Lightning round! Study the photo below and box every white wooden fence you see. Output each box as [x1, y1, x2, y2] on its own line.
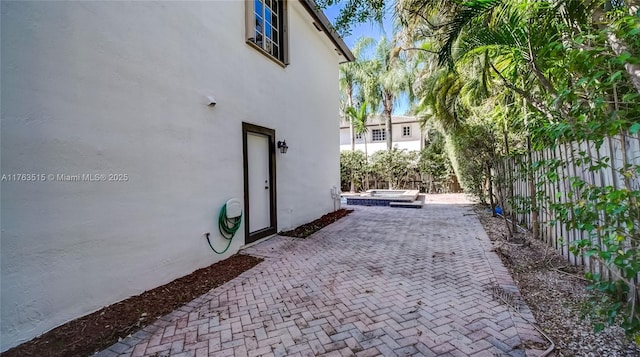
[498, 133, 640, 276]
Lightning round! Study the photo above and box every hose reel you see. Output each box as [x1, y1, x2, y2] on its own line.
[206, 199, 242, 254]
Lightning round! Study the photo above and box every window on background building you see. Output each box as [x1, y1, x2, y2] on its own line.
[247, 0, 287, 63]
[372, 129, 386, 142]
[355, 132, 362, 140]
[402, 125, 411, 137]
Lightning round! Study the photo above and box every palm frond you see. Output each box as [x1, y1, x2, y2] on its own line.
[438, 0, 504, 66]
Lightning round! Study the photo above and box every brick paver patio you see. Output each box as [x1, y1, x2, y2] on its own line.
[99, 195, 547, 356]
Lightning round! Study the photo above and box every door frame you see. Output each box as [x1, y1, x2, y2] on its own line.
[242, 122, 277, 244]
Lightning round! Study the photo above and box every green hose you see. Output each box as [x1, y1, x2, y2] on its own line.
[206, 203, 242, 254]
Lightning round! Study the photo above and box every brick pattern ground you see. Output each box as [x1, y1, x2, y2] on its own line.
[99, 197, 547, 356]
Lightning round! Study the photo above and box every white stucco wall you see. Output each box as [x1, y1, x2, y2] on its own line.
[0, 1, 341, 351]
[339, 141, 422, 154]
[392, 122, 421, 143]
[339, 120, 423, 155]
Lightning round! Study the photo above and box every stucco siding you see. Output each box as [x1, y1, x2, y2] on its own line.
[0, 1, 341, 351]
[339, 118, 423, 155]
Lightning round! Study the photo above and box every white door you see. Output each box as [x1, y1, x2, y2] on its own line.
[247, 132, 271, 233]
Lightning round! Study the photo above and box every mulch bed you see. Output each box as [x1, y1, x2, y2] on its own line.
[278, 208, 353, 238]
[474, 205, 640, 356]
[1, 254, 262, 357]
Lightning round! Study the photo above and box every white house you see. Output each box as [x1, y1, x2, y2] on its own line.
[339, 115, 425, 154]
[0, 0, 353, 351]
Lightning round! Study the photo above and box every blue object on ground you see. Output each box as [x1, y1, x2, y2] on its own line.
[494, 206, 503, 215]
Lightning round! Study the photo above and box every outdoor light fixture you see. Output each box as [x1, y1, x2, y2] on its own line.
[277, 140, 289, 154]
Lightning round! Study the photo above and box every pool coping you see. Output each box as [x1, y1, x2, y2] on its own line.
[344, 189, 419, 205]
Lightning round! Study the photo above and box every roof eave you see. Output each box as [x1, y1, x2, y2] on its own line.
[298, 0, 355, 63]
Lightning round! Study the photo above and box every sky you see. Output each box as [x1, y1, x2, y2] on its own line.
[322, 4, 411, 115]
[323, 4, 394, 49]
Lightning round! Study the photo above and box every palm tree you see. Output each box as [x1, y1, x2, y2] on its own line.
[340, 39, 376, 192]
[346, 102, 371, 189]
[339, 38, 376, 154]
[359, 36, 414, 151]
[340, 62, 357, 151]
[401, 0, 640, 236]
[399, 0, 640, 120]
[340, 63, 358, 152]
[346, 102, 370, 158]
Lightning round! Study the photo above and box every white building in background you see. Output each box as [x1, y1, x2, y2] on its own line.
[0, 0, 352, 351]
[339, 115, 425, 154]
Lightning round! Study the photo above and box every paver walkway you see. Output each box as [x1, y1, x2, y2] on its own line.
[100, 195, 547, 356]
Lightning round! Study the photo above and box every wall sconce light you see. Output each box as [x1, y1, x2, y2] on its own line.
[277, 140, 289, 154]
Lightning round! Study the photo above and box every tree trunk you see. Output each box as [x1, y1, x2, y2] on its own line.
[487, 163, 496, 215]
[364, 137, 369, 190]
[489, 62, 557, 121]
[497, 160, 513, 240]
[503, 125, 516, 234]
[347, 85, 355, 193]
[596, 1, 640, 94]
[349, 122, 355, 150]
[347, 86, 355, 151]
[606, 32, 640, 95]
[527, 135, 539, 239]
[384, 91, 394, 151]
[382, 92, 394, 189]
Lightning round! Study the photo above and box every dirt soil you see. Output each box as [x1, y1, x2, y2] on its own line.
[1, 254, 262, 357]
[474, 205, 640, 356]
[279, 208, 353, 238]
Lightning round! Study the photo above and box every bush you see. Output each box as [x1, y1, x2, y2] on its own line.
[340, 150, 366, 192]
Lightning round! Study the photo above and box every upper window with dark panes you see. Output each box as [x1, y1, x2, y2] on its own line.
[372, 129, 386, 142]
[252, 0, 285, 62]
